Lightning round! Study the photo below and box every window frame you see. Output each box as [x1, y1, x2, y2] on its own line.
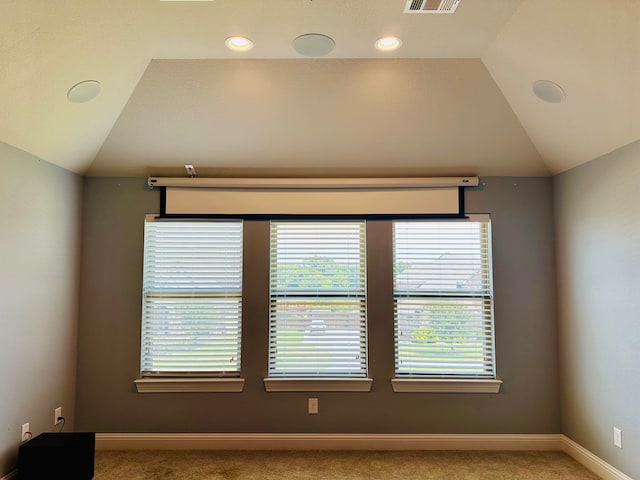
[391, 214, 501, 393]
[135, 215, 245, 393]
[264, 220, 373, 392]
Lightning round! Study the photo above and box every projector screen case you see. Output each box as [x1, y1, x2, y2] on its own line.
[149, 176, 477, 218]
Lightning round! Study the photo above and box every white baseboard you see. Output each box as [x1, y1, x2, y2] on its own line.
[96, 432, 562, 451]
[561, 435, 633, 480]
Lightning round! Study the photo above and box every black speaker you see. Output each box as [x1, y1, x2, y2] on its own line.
[18, 432, 95, 480]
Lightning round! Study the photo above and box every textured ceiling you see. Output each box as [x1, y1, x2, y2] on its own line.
[90, 58, 545, 176]
[483, 0, 640, 174]
[0, 0, 638, 177]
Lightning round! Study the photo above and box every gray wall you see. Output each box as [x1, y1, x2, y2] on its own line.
[0, 144, 83, 477]
[75, 176, 559, 435]
[554, 140, 640, 479]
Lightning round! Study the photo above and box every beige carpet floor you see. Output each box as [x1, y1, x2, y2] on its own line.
[94, 450, 600, 479]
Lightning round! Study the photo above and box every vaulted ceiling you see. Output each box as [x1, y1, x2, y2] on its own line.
[1, 0, 638, 177]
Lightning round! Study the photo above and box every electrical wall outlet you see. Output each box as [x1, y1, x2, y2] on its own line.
[308, 398, 318, 414]
[21, 423, 30, 442]
[613, 427, 622, 449]
[54, 406, 63, 425]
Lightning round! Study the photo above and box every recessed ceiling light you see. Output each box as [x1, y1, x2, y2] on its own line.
[292, 33, 335, 57]
[67, 80, 102, 103]
[532, 80, 566, 103]
[225, 36, 254, 52]
[374, 36, 402, 52]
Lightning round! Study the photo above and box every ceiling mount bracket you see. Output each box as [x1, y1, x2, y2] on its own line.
[185, 164, 197, 178]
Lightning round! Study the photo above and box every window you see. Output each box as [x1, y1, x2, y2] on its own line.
[140, 218, 243, 378]
[268, 221, 367, 378]
[393, 217, 495, 379]
[136, 213, 498, 394]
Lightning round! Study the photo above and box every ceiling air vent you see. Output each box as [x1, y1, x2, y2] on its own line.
[404, 0, 461, 14]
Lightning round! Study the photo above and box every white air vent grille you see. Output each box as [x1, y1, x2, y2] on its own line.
[405, 0, 461, 13]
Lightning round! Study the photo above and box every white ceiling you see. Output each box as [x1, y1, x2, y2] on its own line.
[1, 0, 638, 177]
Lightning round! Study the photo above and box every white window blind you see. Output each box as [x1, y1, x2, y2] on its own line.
[269, 222, 367, 377]
[141, 218, 243, 376]
[393, 218, 495, 377]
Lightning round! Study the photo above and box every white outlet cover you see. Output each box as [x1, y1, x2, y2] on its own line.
[613, 427, 622, 448]
[21, 423, 30, 441]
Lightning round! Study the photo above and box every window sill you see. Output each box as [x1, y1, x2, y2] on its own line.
[391, 378, 502, 393]
[134, 378, 245, 393]
[264, 377, 373, 392]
